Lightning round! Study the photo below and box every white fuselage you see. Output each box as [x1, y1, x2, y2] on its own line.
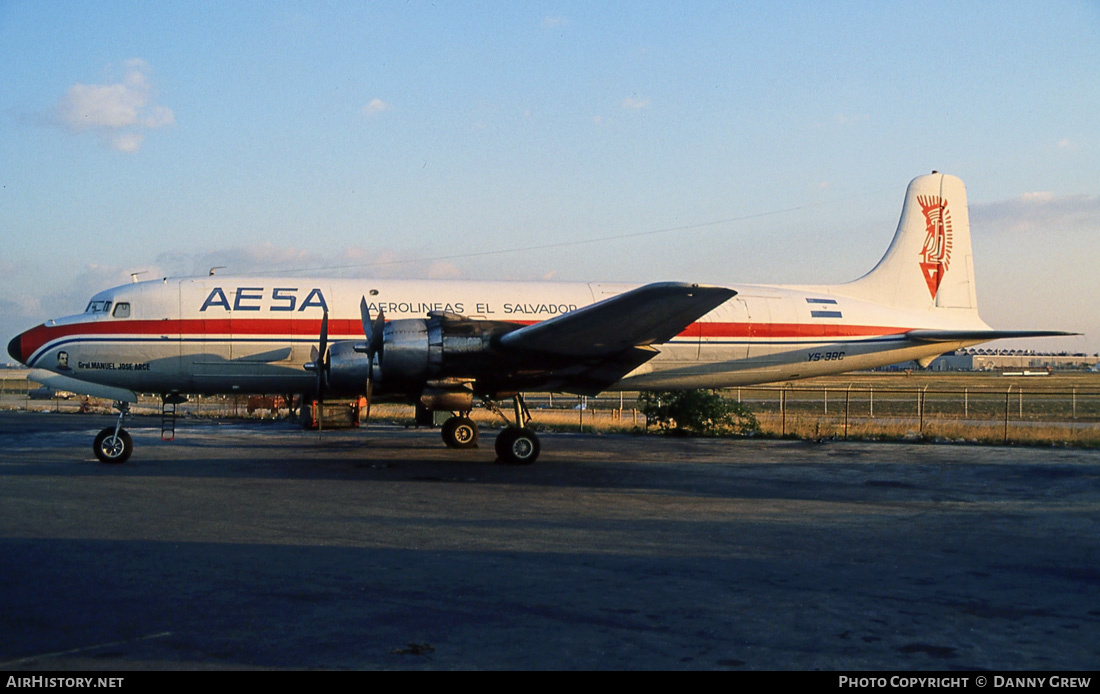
[16, 275, 984, 397]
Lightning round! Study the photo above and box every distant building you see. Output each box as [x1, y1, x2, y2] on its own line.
[924, 349, 1099, 372]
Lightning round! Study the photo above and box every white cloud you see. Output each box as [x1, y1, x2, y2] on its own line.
[833, 112, 869, 126]
[427, 262, 462, 280]
[154, 243, 473, 281]
[362, 98, 391, 117]
[110, 133, 145, 153]
[53, 59, 174, 152]
[969, 194, 1100, 354]
[1, 262, 153, 347]
[58, 83, 141, 130]
[621, 97, 651, 110]
[143, 105, 176, 129]
[1022, 191, 1055, 202]
[156, 243, 320, 277]
[971, 193, 1100, 235]
[542, 16, 567, 29]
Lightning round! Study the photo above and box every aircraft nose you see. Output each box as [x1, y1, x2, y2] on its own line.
[8, 333, 25, 364]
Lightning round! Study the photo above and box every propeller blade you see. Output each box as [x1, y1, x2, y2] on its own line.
[357, 297, 386, 387]
[365, 296, 378, 345]
[358, 298, 386, 355]
[314, 310, 330, 397]
[369, 308, 385, 355]
[357, 297, 387, 421]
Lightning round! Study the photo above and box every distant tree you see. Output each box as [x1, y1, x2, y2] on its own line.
[638, 390, 758, 436]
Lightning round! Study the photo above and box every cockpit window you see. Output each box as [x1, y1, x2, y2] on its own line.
[84, 300, 112, 314]
[112, 302, 131, 318]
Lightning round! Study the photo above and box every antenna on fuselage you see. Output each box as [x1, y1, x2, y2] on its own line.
[130, 271, 147, 283]
[209, 266, 226, 276]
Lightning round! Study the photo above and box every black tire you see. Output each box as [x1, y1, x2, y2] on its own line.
[441, 416, 479, 449]
[494, 427, 513, 458]
[495, 427, 540, 465]
[93, 427, 133, 464]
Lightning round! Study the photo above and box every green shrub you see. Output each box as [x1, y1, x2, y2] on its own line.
[638, 390, 758, 436]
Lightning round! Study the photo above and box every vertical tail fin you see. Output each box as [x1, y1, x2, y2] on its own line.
[842, 172, 978, 312]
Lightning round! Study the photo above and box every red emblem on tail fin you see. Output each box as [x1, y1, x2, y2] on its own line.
[917, 195, 952, 299]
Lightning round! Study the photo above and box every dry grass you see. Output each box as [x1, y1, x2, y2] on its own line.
[752, 413, 1100, 447]
[5, 370, 1099, 447]
[365, 402, 1100, 447]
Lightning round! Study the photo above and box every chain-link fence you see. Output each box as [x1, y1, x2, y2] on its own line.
[4, 373, 1099, 445]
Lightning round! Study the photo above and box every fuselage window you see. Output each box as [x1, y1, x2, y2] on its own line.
[85, 300, 112, 314]
[112, 302, 131, 318]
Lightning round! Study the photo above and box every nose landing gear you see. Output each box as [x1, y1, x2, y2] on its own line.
[93, 401, 133, 464]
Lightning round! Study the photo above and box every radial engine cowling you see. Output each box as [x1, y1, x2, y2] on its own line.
[325, 316, 496, 393]
[325, 341, 372, 393]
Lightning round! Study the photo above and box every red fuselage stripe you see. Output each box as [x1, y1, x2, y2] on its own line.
[19, 318, 913, 358]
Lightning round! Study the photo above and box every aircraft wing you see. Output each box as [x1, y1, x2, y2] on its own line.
[499, 282, 736, 357]
[906, 329, 1079, 343]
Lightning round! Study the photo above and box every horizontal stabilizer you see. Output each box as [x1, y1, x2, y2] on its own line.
[906, 329, 1079, 343]
[28, 369, 138, 403]
[500, 282, 736, 357]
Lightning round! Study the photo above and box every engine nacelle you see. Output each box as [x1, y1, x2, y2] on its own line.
[419, 389, 475, 412]
[381, 318, 494, 385]
[381, 318, 436, 383]
[324, 316, 496, 394]
[326, 341, 372, 390]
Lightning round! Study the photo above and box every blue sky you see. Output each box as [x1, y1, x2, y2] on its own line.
[2, 1, 1098, 355]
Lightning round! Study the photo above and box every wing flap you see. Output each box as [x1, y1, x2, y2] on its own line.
[499, 282, 736, 357]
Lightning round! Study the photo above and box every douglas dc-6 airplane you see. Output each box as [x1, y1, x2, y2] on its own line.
[7, 173, 1072, 464]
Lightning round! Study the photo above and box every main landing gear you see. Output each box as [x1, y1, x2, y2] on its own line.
[439, 395, 541, 464]
[493, 394, 540, 465]
[88, 395, 543, 466]
[495, 426, 540, 465]
[441, 415, 479, 449]
[93, 401, 133, 464]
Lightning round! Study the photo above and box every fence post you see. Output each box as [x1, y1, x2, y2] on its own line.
[824, 385, 828, 415]
[781, 387, 787, 436]
[1072, 387, 1077, 419]
[1003, 386, 1012, 443]
[869, 385, 874, 418]
[918, 387, 924, 434]
[844, 384, 851, 439]
[964, 387, 968, 418]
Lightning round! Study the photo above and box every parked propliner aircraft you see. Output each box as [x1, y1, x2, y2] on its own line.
[7, 173, 1073, 464]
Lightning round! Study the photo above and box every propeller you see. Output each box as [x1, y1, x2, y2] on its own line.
[304, 309, 331, 399]
[356, 297, 385, 421]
